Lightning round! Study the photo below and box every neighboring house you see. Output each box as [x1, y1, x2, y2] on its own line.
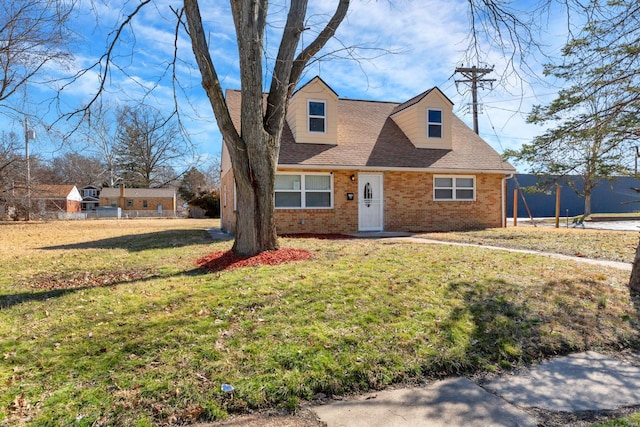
[32, 184, 83, 216]
[80, 185, 101, 211]
[99, 185, 177, 215]
[221, 76, 516, 235]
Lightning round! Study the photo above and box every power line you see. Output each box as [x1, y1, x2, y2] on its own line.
[484, 109, 505, 153]
[480, 92, 559, 104]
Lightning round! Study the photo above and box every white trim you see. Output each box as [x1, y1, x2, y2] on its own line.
[307, 99, 327, 134]
[427, 108, 443, 139]
[277, 164, 516, 175]
[433, 175, 476, 201]
[275, 172, 334, 209]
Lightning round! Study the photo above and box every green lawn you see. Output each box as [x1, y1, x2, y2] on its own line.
[1, 220, 639, 425]
[594, 413, 640, 427]
[418, 226, 639, 263]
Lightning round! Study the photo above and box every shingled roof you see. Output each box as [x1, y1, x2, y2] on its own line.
[31, 184, 78, 199]
[225, 89, 515, 174]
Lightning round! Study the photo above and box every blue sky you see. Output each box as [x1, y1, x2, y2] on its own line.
[2, 0, 575, 173]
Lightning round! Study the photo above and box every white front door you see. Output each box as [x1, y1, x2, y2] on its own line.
[358, 173, 383, 231]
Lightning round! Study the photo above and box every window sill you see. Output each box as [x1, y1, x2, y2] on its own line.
[275, 207, 334, 210]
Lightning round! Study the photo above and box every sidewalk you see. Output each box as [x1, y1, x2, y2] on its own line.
[387, 235, 632, 271]
[205, 229, 638, 426]
[311, 351, 640, 426]
[310, 235, 637, 425]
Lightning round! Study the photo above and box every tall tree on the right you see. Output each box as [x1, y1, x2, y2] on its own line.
[506, 1, 640, 289]
[505, 1, 639, 217]
[504, 91, 627, 217]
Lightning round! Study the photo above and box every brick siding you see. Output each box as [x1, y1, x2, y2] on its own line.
[100, 197, 174, 212]
[384, 172, 504, 232]
[221, 169, 505, 234]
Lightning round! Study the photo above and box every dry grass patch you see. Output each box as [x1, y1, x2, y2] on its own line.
[418, 226, 638, 263]
[0, 220, 639, 425]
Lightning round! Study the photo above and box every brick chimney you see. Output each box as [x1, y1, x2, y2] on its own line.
[119, 184, 125, 208]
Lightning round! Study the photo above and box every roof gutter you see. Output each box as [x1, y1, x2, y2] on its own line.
[277, 164, 517, 175]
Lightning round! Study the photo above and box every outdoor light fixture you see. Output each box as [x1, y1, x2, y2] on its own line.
[350, 174, 356, 182]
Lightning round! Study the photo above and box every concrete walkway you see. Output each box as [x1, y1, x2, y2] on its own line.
[385, 235, 632, 271]
[207, 228, 631, 270]
[312, 351, 640, 426]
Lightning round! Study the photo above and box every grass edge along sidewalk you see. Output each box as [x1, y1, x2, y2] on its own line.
[0, 220, 638, 425]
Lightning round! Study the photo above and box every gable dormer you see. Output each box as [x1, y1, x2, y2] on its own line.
[390, 87, 453, 150]
[286, 76, 338, 144]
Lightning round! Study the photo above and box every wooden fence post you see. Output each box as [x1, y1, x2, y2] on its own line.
[513, 189, 518, 227]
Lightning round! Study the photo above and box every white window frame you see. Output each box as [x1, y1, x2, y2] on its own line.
[308, 100, 327, 134]
[275, 172, 333, 209]
[433, 175, 476, 201]
[427, 108, 443, 139]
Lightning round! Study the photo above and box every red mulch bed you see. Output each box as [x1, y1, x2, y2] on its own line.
[279, 233, 354, 240]
[196, 248, 313, 272]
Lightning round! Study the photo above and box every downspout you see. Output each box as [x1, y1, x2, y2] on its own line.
[503, 173, 514, 228]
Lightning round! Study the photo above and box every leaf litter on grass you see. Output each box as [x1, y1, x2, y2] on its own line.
[196, 248, 312, 272]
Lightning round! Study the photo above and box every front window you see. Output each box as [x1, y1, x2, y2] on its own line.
[427, 109, 442, 138]
[142, 200, 148, 208]
[434, 176, 475, 201]
[275, 173, 332, 209]
[126, 199, 134, 207]
[308, 100, 326, 133]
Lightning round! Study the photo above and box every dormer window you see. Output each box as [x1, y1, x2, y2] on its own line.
[308, 100, 326, 133]
[427, 109, 442, 138]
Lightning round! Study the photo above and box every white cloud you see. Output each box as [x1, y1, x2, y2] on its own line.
[2, 1, 579, 171]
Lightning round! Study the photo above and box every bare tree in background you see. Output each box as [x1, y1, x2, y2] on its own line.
[0, 0, 75, 111]
[77, 101, 121, 188]
[202, 157, 221, 192]
[115, 105, 186, 188]
[0, 131, 20, 180]
[0, 131, 21, 214]
[45, 152, 105, 186]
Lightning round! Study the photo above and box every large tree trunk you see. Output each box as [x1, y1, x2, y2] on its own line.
[584, 191, 592, 216]
[232, 133, 279, 257]
[184, 0, 349, 256]
[630, 236, 640, 292]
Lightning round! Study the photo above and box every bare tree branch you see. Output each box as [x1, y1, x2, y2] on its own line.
[183, 0, 242, 152]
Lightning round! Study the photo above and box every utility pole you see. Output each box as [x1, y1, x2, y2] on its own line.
[455, 65, 495, 134]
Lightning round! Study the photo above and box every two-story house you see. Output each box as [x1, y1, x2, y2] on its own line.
[80, 185, 101, 211]
[220, 76, 515, 235]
